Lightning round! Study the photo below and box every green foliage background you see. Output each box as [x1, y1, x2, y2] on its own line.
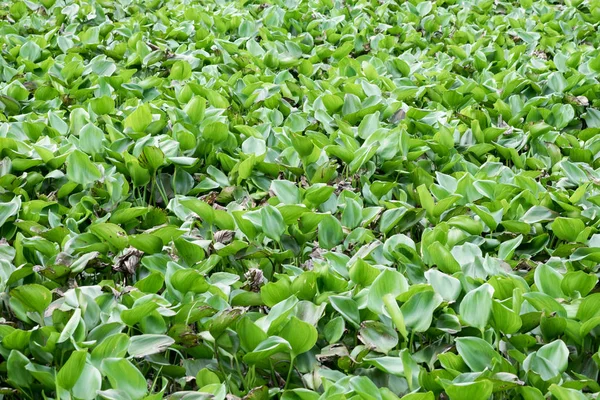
[1, 0, 600, 398]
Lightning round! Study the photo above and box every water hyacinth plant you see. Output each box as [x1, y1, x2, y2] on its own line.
[1, 0, 600, 398]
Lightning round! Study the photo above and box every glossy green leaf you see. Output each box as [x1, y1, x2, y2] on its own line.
[459, 283, 494, 331]
[66, 150, 102, 186]
[455, 337, 503, 372]
[101, 358, 148, 399]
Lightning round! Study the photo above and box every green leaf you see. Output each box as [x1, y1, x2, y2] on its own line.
[304, 184, 335, 207]
[459, 283, 494, 331]
[537, 340, 569, 373]
[203, 122, 229, 143]
[521, 206, 556, 224]
[58, 308, 83, 343]
[561, 271, 598, 297]
[424, 269, 461, 302]
[383, 294, 408, 341]
[129, 234, 163, 254]
[10, 284, 52, 315]
[322, 94, 344, 114]
[170, 60, 192, 80]
[342, 198, 363, 229]
[20, 41, 42, 62]
[524, 292, 567, 318]
[7, 350, 34, 388]
[379, 207, 407, 234]
[271, 180, 301, 205]
[57, 350, 87, 390]
[90, 96, 115, 115]
[498, 235, 523, 260]
[79, 123, 104, 155]
[349, 143, 379, 174]
[101, 358, 148, 399]
[0, 196, 21, 228]
[428, 242, 461, 274]
[534, 263, 565, 298]
[72, 363, 102, 400]
[551, 217, 585, 242]
[400, 394, 434, 400]
[523, 352, 560, 381]
[243, 336, 292, 364]
[91, 334, 130, 366]
[261, 205, 286, 241]
[401, 291, 442, 332]
[518, 387, 545, 400]
[139, 146, 165, 172]
[128, 334, 175, 357]
[441, 379, 493, 400]
[121, 302, 159, 326]
[237, 317, 268, 352]
[261, 279, 292, 307]
[549, 104, 574, 129]
[490, 300, 522, 334]
[548, 384, 588, 400]
[324, 316, 345, 344]
[358, 321, 398, 354]
[349, 258, 379, 287]
[417, 184, 435, 221]
[89, 223, 129, 251]
[25, 363, 55, 391]
[196, 369, 220, 387]
[350, 376, 382, 400]
[67, 150, 102, 186]
[318, 214, 343, 250]
[124, 104, 153, 132]
[180, 198, 215, 224]
[279, 317, 318, 356]
[185, 96, 207, 124]
[455, 337, 503, 372]
[368, 269, 409, 315]
[209, 308, 244, 339]
[330, 296, 361, 329]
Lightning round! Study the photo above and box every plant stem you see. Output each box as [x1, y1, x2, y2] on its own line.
[213, 341, 227, 383]
[234, 356, 247, 392]
[284, 356, 295, 390]
[269, 360, 277, 387]
[143, 183, 148, 205]
[150, 172, 156, 206]
[156, 173, 169, 205]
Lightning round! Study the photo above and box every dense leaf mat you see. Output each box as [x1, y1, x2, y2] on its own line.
[1, 0, 600, 398]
